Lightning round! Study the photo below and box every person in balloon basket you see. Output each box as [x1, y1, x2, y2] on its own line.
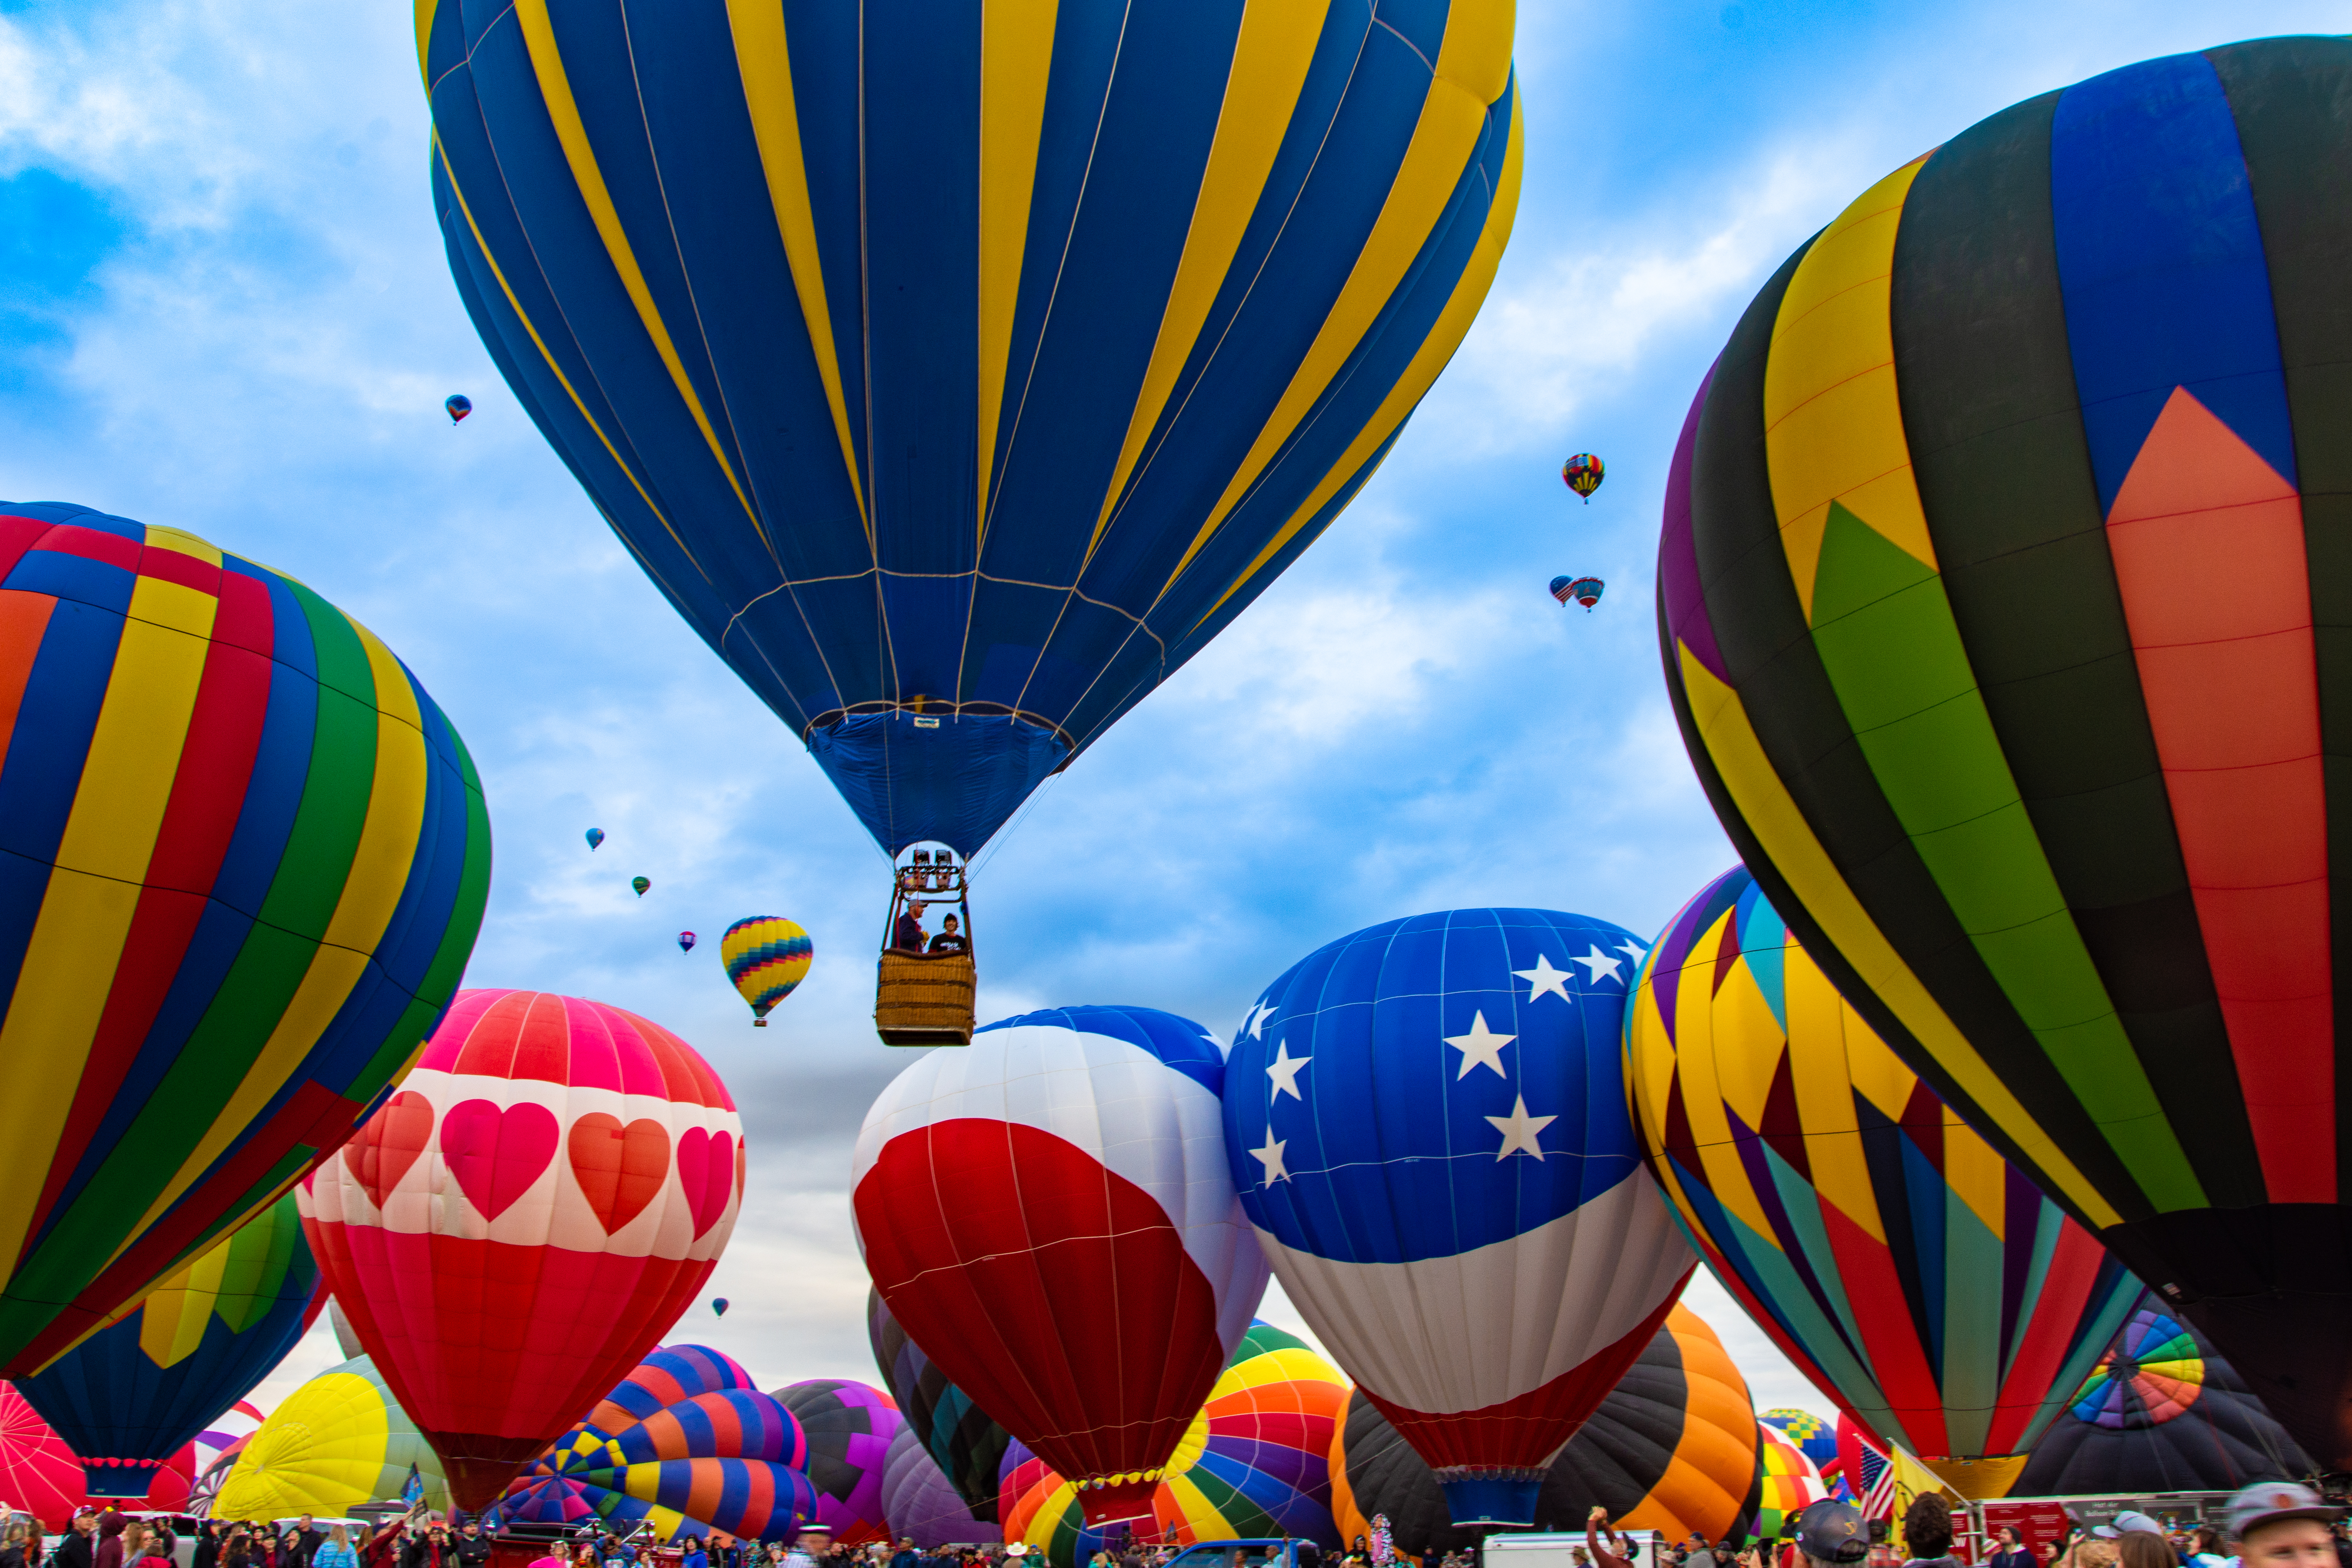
[927, 915, 969, 956]
[893, 903, 928, 953]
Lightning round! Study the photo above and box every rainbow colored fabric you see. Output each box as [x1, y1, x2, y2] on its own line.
[721, 917, 814, 1020]
[0, 502, 489, 1378]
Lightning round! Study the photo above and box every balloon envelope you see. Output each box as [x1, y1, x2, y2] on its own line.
[866, 1288, 1012, 1518]
[501, 1344, 818, 1544]
[1656, 36, 2352, 1467]
[17, 1192, 322, 1496]
[856, 1005, 1267, 1526]
[721, 917, 813, 1021]
[1223, 908, 1696, 1527]
[445, 395, 472, 423]
[774, 1379, 900, 1544]
[882, 1424, 998, 1549]
[587, 829, 605, 850]
[1753, 1423, 1828, 1539]
[300, 989, 745, 1510]
[632, 876, 651, 896]
[1561, 454, 1604, 499]
[425, 3, 1521, 858]
[0, 502, 490, 1377]
[1760, 1410, 1843, 1501]
[216, 1355, 450, 1518]
[1328, 1304, 1763, 1557]
[1628, 866, 2141, 1460]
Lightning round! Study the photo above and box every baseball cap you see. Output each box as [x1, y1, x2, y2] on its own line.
[2226, 1483, 2345, 1540]
[1798, 1500, 1869, 1565]
[2112, 1514, 2163, 1538]
[2091, 1529, 2119, 1541]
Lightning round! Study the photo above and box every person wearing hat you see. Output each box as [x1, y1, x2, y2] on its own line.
[2227, 1482, 2346, 1568]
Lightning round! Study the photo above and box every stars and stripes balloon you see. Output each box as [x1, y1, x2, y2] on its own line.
[855, 1005, 1268, 1527]
[299, 990, 745, 1510]
[1628, 866, 2141, 1463]
[424, 1, 1521, 860]
[1222, 909, 1698, 1528]
[0, 503, 490, 1379]
[17, 1191, 322, 1498]
[1657, 36, 2352, 1470]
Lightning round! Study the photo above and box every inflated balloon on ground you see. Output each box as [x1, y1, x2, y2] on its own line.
[424, 3, 1521, 860]
[18, 1192, 322, 1497]
[1223, 909, 1696, 1527]
[0, 502, 489, 1377]
[1761, 1410, 1844, 1500]
[856, 1006, 1267, 1526]
[215, 1355, 448, 1518]
[882, 1424, 999, 1548]
[775, 1379, 900, 1544]
[1628, 866, 2140, 1461]
[1656, 35, 2352, 1469]
[1753, 1422, 1829, 1538]
[867, 1288, 1013, 1517]
[300, 990, 744, 1510]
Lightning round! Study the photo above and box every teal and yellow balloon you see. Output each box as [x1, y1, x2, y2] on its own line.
[0, 503, 489, 1378]
[722, 917, 813, 1026]
[424, 1, 1521, 859]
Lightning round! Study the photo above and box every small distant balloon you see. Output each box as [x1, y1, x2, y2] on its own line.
[632, 876, 651, 897]
[1565, 576, 1605, 610]
[721, 916, 814, 1026]
[678, 932, 697, 953]
[711, 1298, 729, 1317]
[1561, 453, 1604, 502]
[585, 828, 605, 851]
[1548, 575, 1575, 605]
[445, 394, 472, 424]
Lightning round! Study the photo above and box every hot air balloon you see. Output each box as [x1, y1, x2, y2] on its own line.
[867, 1289, 1013, 1519]
[722, 917, 814, 1027]
[1626, 866, 2142, 1466]
[1222, 909, 1696, 1527]
[679, 933, 697, 955]
[1565, 576, 1603, 610]
[1754, 1423, 1829, 1539]
[422, 2, 1521, 888]
[883, 1425, 1000, 1549]
[855, 1006, 1268, 1527]
[16, 1192, 323, 1497]
[999, 1321, 1350, 1567]
[215, 1355, 450, 1519]
[446, 395, 472, 424]
[1561, 454, 1604, 501]
[501, 1345, 819, 1543]
[711, 1298, 728, 1318]
[633, 876, 651, 897]
[0, 1384, 217, 1527]
[185, 1401, 266, 1520]
[2012, 1297, 2310, 1496]
[775, 1380, 902, 1545]
[1548, 576, 1576, 605]
[299, 989, 745, 1510]
[0, 501, 490, 1379]
[1761, 1410, 1843, 1501]
[1656, 36, 2352, 1468]
[587, 828, 606, 851]
[1328, 1305, 1764, 1557]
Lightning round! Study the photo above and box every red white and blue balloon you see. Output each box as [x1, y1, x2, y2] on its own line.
[1220, 909, 1698, 1529]
[853, 1006, 1268, 1528]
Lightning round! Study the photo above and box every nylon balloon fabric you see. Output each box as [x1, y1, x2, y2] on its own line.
[17, 1191, 321, 1497]
[866, 1287, 1012, 1519]
[501, 1344, 819, 1543]
[721, 917, 813, 1023]
[882, 1423, 998, 1548]
[185, 1400, 266, 1519]
[1760, 1410, 1843, 1500]
[2013, 1297, 2309, 1494]
[774, 1379, 900, 1544]
[1655, 35, 2352, 1468]
[1222, 908, 1697, 1527]
[216, 1355, 450, 1519]
[422, 3, 1521, 858]
[1627, 866, 2140, 1460]
[1328, 1305, 1763, 1556]
[998, 1321, 1349, 1567]
[0, 502, 490, 1377]
[1753, 1423, 1828, 1539]
[300, 990, 745, 1510]
[854, 1005, 1269, 1526]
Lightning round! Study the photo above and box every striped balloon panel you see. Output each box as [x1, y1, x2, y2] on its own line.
[590, 1343, 761, 1431]
[1656, 36, 2352, 1463]
[16, 1192, 322, 1480]
[1752, 1423, 1827, 1538]
[1628, 866, 2141, 1459]
[774, 1378, 901, 1541]
[420, 0, 1520, 855]
[0, 502, 490, 1377]
[720, 917, 812, 1018]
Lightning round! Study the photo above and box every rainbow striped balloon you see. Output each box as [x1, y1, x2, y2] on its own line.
[721, 916, 813, 1023]
[0, 502, 491, 1377]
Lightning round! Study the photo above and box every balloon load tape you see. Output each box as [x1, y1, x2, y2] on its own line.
[1075, 1468, 1166, 1489]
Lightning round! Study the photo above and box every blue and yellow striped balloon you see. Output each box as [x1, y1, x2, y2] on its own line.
[722, 917, 813, 1023]
[0, 502, 491, 1379]
[422, 0, 1520, 858]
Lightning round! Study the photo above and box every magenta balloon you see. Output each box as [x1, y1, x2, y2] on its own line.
[773, 1379, 900, 1537]
[882, 1424, 1000, 1547]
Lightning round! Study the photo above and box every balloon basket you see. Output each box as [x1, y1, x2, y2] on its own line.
[876, 951, 976, 1044]
[1435, 1470, 1546, 1527]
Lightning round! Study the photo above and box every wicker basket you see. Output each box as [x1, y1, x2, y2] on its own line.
[875, 951, 977, 1045]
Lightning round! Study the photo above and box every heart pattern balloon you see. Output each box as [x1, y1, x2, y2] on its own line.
[301, 990, 744, 1512]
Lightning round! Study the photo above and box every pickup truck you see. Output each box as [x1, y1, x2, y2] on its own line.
[1163, 1541, 1325, 1568]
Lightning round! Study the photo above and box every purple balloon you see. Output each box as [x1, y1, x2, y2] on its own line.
[883, 1423, 1000, 1547]
[773, 1378, 902, 1538]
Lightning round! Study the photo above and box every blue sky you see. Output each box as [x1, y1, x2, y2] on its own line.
[2, 0, 2334, 1428]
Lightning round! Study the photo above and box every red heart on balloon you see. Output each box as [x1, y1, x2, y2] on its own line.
[342, 1090, 434, 1209]
[440, 1098, 561, 1222]
[675, 1126, 737, 1238]
[568, 1112, 672, 1234]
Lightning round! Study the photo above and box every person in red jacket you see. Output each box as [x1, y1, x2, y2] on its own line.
[93, 1514, 127, 1568]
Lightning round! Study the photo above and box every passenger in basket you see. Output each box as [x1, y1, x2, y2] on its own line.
[893, 902, 928, 952]
[928, 915, 969, 955]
